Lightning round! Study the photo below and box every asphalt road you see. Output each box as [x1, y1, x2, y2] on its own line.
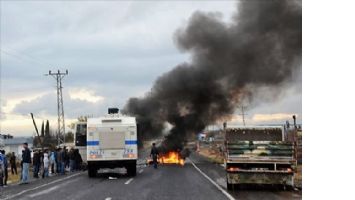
[0, 150, 301, 200]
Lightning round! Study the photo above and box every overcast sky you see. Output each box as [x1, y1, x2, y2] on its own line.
[0, 1, 301, 136]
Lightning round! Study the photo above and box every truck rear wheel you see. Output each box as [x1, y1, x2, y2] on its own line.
[227, 182, 233, 190]
[88, 167, 97, 177]
[127, 161, 136, 177]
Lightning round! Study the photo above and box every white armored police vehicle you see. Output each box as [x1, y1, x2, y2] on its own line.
[86, 108, 138, 177]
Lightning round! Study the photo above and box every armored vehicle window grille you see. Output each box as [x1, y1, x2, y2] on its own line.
[102, 119, 122, 123]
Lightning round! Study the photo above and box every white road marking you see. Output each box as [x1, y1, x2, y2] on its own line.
[124, 178, 134, 185]
[139, 169, 144, 174]
[187, 158, 236, 200]
[28, 185, 60, 198]
[3, 172, 84, 200]
[105, 197, 112, 200]
[28, 178, 77, 198]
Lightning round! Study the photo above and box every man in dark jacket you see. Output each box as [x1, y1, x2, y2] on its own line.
[55, 148, 59, 173]
[64, 147, 69, 170]
[20, 143, 31, 184]
[33, 151, 41, 178]
[69, 148, 75, 172]
[74, 149, 83, 171]
[20, 150, 24, 180]
[10, 152, 17, 175]
[150, 143, 159, 169]
[57, 148, 65, 175]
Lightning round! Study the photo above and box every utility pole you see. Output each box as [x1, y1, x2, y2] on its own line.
[238, 106, 248, 126]
[46, 70, 68, 146]
[30, 113, 44, 150]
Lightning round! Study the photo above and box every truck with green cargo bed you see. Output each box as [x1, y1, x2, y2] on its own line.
[224, 126, 295, 190]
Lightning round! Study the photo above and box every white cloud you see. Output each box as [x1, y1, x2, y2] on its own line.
[0, 114, 35, 136]
[0, 112, 78, 136]
[251, 113, 299, 123]
[1, 92, 49, 114]
[224, 113, 301, 126]
[68, 88, 104, 103]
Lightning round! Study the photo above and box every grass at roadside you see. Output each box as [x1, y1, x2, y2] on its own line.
[6, 170, 21, 184]
[198, 148, 224, 164]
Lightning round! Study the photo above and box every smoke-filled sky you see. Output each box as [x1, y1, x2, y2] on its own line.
[0, 1, 301, 136]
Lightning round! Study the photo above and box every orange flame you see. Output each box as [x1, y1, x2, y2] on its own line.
[159, 151, 185, 166]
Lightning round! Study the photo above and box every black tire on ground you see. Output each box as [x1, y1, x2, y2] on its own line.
[88, 167, 97, 177]
[127, 161, 137, 177]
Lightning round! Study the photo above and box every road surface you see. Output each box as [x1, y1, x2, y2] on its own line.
[0, 150, 301, 200]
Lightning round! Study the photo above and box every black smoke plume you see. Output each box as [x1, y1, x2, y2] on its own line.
[123, 0, 301, 151]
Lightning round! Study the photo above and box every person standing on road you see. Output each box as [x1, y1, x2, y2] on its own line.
[20, 150, 24, 180]
[10, 152, 17, 175]
[0, 150, 4, 187]
[150, 143, 159, 169]
[20, 142, 31, 184]
[58, 147, 65, 175]
[49, 150, 55, 174]
[69, 148, 75, 172]
[55, 148, 60, 174]
[64, 146, 69, 171]
[57, 147, 63, 175]
[1, 150, 9, 186]
[74, 149, 83, 171]
[39, 150, 44, 178]
[32, 150, 41, 178]
[43, 150, 49, 178]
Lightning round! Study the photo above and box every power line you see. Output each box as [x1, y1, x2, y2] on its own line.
[0, 48, 50, 67]
[237, 105, 248, 126]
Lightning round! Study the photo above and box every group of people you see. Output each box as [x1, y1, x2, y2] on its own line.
[3, 142, 161, 187]
[0, 150, 18, 187]
[1, 142, 84, 186]
[32, 149, 50, 178]
[31, 146, 83, 180]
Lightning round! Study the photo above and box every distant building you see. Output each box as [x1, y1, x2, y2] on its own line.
[0, 137, 4, 149]
[0, 133, 14, 139]
[2, 137, 33, 157]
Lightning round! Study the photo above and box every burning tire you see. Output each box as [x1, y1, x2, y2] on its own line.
[158, 151, 185, 166]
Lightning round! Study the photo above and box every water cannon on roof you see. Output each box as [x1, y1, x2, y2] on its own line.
[108, 108, 119, 114]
